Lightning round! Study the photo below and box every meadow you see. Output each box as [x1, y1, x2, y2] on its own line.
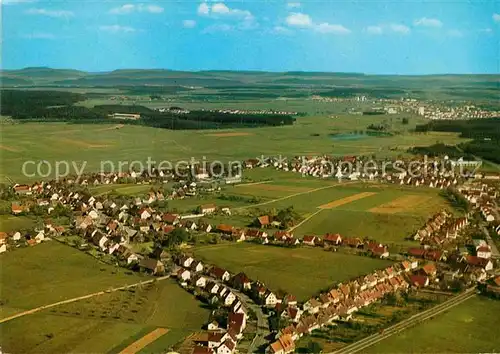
[365, 297, 500, 353]
[0, 242, 209, 354]
[193, 242, 392, 301]
[0, 114, 468, 183]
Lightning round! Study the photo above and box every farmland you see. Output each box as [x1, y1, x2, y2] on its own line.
[0, 242, 209, 354]
[0, 115, 468, 183]
[193, 242, 392, 301]
[365, 297, 500, 353]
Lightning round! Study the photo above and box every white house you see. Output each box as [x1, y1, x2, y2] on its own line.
[177, 269, 191, 281]
[224, 292, 237, 306]
[264, 291, 278, 307]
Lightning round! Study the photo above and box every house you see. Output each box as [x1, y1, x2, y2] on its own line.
[138, 208, 152, 220]
[257, 215, 270, 227]
[0, 232, 8, 245]
[192, 345, 213, 354]
[12, 232, 21, 241]
[34, 230, 45, 243]
[163, 213, 180, 225]
[264, 291, 279, 307]
[207, 282, 220, 294]
[303, 298, 321, 314]
[216, 340, 235, 354]
[11, 204, 25, 215]
[369, 245, 389, 258]
[408, 247, 426, 258]
[217, 224, 233, 235]
[193, 275, 207, 288]
[210, 267, 231, 282]
[476, 245, 492, 259]
[410, 275, 429, 288]
[207, 321, 219, 331]
[224, 292, 237, 306]
[177, 269, 191, 282]
[266, 334, 295, 354]
[0, 244, 7, 253]
[180, 255, 194, 268]
[421, 263, 437, 277]
[232, 272, 252, 290]
[281, 306, 302, 323]
[302, 235, 317, 246]
[191, 260, 204, 273]
[139, 258, 165, 275]
[323, 233, 342, 245]
[228, 311, 246, 333]
[200, 204, 217, 215]
[465, 256, 494, 271]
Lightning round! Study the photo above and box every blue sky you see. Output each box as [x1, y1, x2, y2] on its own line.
[2, 0, 499, 74]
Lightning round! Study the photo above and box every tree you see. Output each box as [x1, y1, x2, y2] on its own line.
[163, 228, 189, 248]
[307, 341, 324, 354]
[402, 117, 410, 125]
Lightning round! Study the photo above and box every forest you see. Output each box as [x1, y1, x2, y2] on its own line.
[0, 90, 296, 129]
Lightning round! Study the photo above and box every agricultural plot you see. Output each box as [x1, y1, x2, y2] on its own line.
[1, 280, 207, 354]
[193, 243, 392, 302]
[0, 116, 468, 183]
[0, 242, 144, 311]
[366, 297, 500, 353]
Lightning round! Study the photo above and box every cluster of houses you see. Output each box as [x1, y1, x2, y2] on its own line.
[267, 260, 440, 354]
[458, 183, 499, 223]
[413, 210, 470, 246]
[172, 256, 252, 354]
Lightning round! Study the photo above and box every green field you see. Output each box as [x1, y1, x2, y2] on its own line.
[193, 243, 392, 301]
[366, 297, 500, 353]
[0, 242, 209, 354]
[0, 214, 37, 232]
[0, 242, 144, 311]
[0, 115, 468, 183]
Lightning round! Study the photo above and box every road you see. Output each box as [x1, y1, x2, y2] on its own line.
[209, 277, 269, 353]
[332, 288, 477, 354]
[480, 225, 500, 259]
[0, 276, 170, 324]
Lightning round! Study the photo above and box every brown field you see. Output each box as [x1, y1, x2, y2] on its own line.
[205, 132, 253, 137]
[236, 183, 312, 193]
[56, 138, 111, 149]
[0, 145, 20, 152]
[369, 195, 432, 214]
[318, 192, 377, 209]
[118, 328, 169, 354]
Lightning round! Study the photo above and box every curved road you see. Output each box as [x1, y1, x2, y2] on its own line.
[332, 288, 477, 354]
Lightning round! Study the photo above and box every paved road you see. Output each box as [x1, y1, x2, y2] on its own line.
[480, 225, 500, 259]
[332, 288, 477, 354]
[0, 276, 170, 324]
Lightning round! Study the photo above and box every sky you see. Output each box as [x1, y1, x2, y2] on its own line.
[2, 0, 500, 74]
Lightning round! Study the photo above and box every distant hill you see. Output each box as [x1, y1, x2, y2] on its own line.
[1, 67, 499, 92]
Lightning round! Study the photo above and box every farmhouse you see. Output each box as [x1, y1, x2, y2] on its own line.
[323, 233, 342, 245]
[267, 334, 295, 354]
[200, 204, 217, 215]
[139, 258, 165, 275]
[210, 267, 231, 282]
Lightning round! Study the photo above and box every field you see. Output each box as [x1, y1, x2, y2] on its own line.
[193, 242, 392, 301]
[0, 242, 209, 353]
[0, 115, 469, 183]
[366, 297, 500, 353]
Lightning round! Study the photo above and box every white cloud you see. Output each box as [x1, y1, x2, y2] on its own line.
[287, 2, 301, 8]
[414, 17, 443, 28]
[99, 25, 136, 33]
[2, 0, 37, 5]
[366, 25, 383, 34]
[183, 19, 196, 28]
[493, 13, 500, 22]
[315, 22, 350, 34]
[389, 23, 410, 34]
[285, 12, 312, 27]
[202, 23, 232, 33]
[447, 29, 463, 37]
[26, 8, 74, 18]
[479, 28, 493, 33]
[210, 2, 253, 19]
[110, 3, 164, 15]
[273, 25, 293, 34]
[21, 32, 55, 39]
[198, 2, 210, 15]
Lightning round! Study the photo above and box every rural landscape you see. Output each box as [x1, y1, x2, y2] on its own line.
[2, 1, 500, 354]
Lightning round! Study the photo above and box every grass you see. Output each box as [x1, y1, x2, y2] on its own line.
[0, 214, 37, 232]
[0, 242, 209, 354]
[193, 242, 392, 301]
[366, 297, 500, 353]
[0, 241, 145, 310]
[0, 115, 468, 183]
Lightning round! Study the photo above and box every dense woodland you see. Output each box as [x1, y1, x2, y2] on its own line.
[414, 119, 500, 163]
[0, 90, 296, 129]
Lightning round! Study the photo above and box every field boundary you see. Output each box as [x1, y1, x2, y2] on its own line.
[118, 328, 169, 354]
[318, 192, 377, 209]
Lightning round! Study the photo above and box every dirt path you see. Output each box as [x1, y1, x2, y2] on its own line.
[318, 192, 377, 209]
[0, 276, 170, 324]
[235, 180, 272, 187]
[0, 145, 20, 152]
[118, 328, 169, 354]
[234, 182, 355, 211]
[96, 124, 125, 131]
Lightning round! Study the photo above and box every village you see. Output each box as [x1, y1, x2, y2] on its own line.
[1, 154, 500, 354]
